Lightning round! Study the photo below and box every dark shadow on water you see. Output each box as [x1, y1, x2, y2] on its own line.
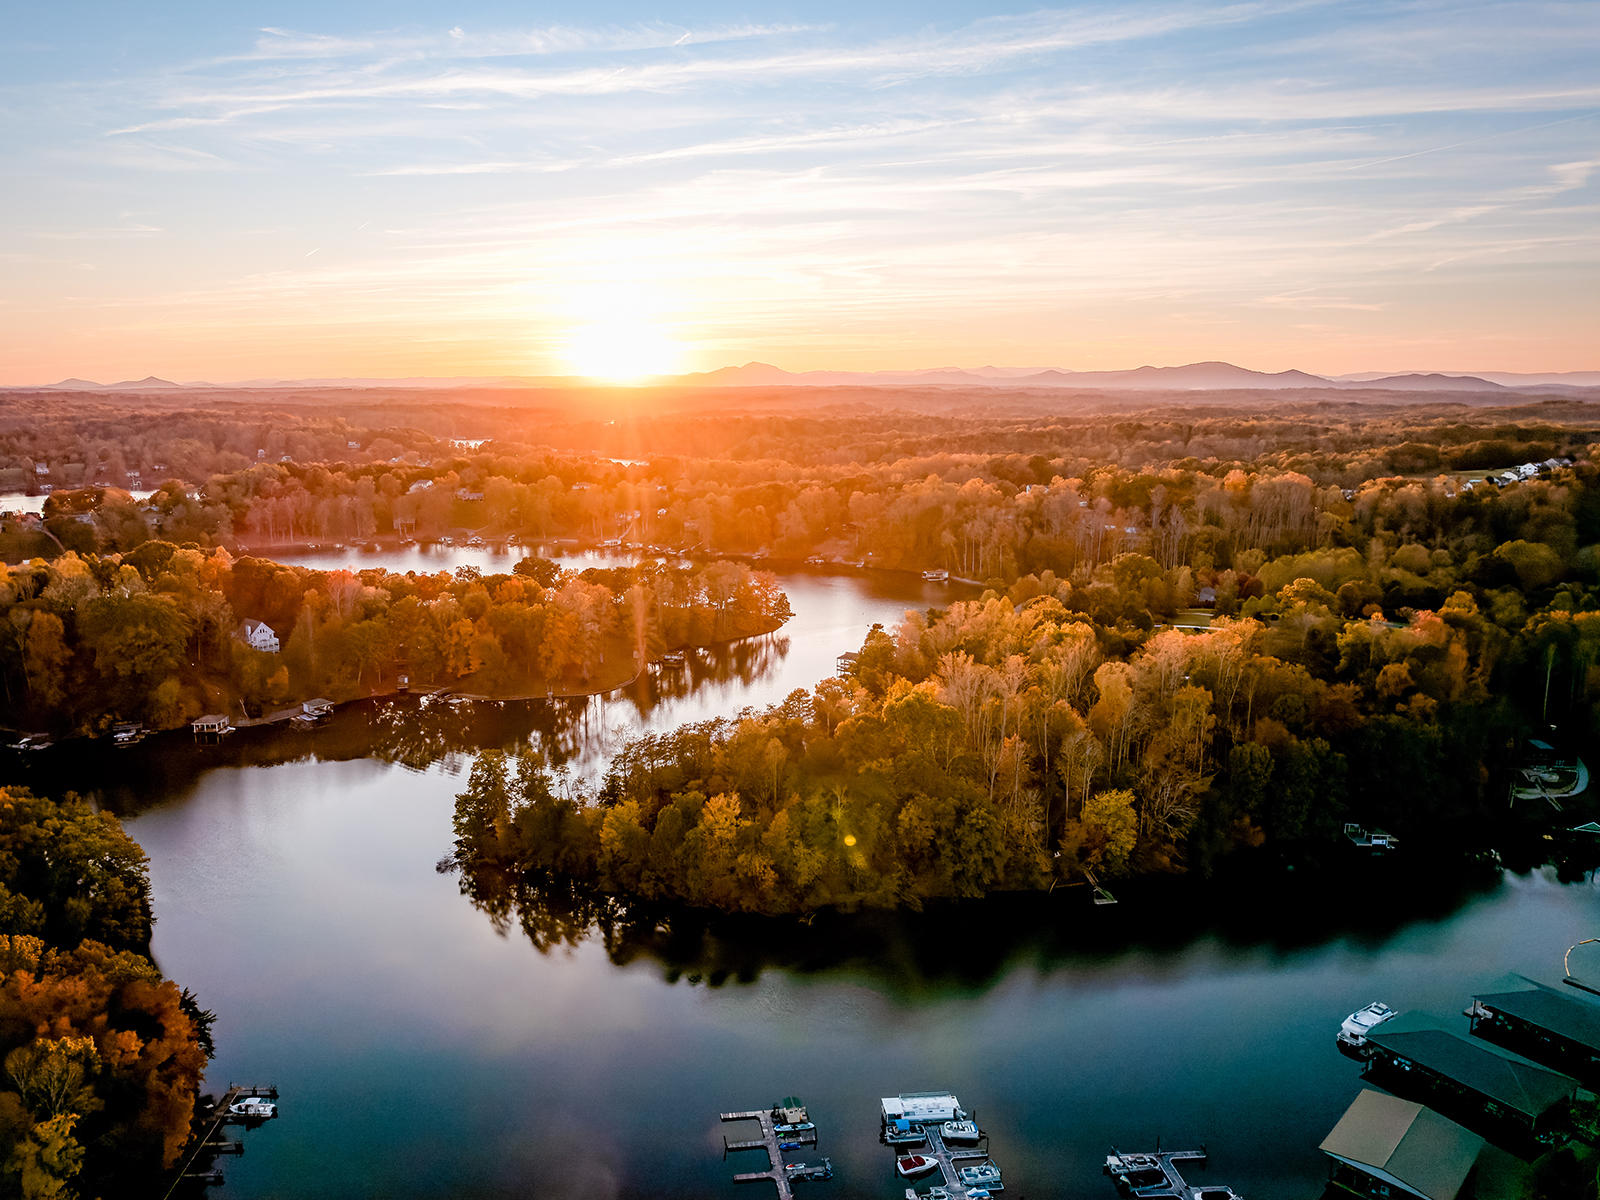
[27, 632, 796, 817]
[441, 847, 1575, 1000]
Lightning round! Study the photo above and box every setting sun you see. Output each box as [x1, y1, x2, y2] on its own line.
[561, 319, 686, 383]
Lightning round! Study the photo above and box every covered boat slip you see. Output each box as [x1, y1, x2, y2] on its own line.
[1320, 1090, 1483, 1200]
[1363, 1012, 1580, 1137]
[1471, 976, 1600, 1080]
[882, 1092, 964, 1125]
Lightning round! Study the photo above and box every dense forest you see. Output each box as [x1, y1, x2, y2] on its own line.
[0, 549, 788, 736]
[0, 787, 210, 1199]
[449, 575, 1580, 914]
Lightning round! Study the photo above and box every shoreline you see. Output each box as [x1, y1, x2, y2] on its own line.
[14, 612, 795, 749]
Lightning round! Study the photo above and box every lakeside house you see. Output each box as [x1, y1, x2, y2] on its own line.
[236, 618, 280, 653]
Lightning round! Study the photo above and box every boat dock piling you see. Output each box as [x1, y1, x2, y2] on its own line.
[719, 1105, 831, 1197]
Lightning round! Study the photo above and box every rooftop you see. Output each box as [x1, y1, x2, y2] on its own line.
[1368, 1012, 1577, 1118]
[1320, 1089, 1483, 1200]
[1476, 976, 1600, 1054]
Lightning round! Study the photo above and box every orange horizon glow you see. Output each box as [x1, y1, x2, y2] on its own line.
[4, 7, 1598, 386]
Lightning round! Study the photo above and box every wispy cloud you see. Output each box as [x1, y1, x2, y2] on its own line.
[5, 1, 1599, 379]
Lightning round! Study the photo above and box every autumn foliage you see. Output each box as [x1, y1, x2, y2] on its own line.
[0, 789, 207, 1198]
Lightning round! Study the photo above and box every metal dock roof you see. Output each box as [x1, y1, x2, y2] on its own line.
[1367, 1013, 1577, 1119]
[1475, 978, 1600, 1053]
[1320, 1089, 1483, 1200]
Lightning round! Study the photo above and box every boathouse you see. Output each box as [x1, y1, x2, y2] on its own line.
[1470, 976, 1600, 1080]
[191, 714, 233, 738]
[1364, 1012, 1578, 1137]
[1320, 1089, 1483, 1200]
[880, 1091, 962, 1125]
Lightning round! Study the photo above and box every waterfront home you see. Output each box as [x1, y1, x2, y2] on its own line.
[236, 618, 280, 653]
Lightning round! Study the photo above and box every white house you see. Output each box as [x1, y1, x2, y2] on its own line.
[236, 618, 280, 653]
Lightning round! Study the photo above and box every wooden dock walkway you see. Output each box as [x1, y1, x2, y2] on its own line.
[158, 1084, 278, 1199]
[1105, 1148, 1218, 1197]
[720, 1109, 831, 1197]
[915, 1122, 996, 1196]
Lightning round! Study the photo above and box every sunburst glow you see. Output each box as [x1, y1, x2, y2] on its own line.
[562, 319, 686, 384]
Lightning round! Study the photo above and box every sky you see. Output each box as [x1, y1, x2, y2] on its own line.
[2, 0, 1597, 383]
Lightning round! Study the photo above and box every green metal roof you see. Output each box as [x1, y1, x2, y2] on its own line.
[1476, 978, 1600, 1054]
[1367, 1013, 1576, 1119]
[1320, 1089, 1483, 1200]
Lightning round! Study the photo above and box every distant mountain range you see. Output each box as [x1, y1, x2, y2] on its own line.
[24, 361, 1600, 393]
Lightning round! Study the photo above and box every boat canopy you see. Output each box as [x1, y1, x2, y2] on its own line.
[882, 1092, 961, 1123]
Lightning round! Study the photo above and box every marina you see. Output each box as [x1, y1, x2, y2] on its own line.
[1104, 1148, 1241, 1199]
[881, 1092, 1000, 1198]
[720, 1100, 831, 1198]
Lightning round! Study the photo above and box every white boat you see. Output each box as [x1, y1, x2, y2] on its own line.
[921, 568, 949, 582]
[942, 1118, 980, 1143]
[1338, 1001, 1396, 1048]
[896, 1153, 939, 1178]
[228, 1097, 276, 1118]
[957, 1159, 1002, 1187]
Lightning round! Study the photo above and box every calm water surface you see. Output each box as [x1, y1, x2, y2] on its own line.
[28, 563, 1600, 1199]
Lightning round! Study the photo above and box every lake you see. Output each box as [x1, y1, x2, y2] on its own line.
[18, 562, 1599, 1199]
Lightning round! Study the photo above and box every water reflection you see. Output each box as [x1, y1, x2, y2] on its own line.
[442, 848, 1558, 999]
[41, 631, 789, 815]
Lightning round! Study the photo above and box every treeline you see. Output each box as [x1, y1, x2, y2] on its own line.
[451, 545, 1595, 915]
[13, 419, 1596, 598]
[0, 787, 211, 1198]
[0, 547, 789, 736]
[0, 393, 447, 495]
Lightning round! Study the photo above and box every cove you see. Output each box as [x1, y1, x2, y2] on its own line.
[15, 564, 1597, 1199]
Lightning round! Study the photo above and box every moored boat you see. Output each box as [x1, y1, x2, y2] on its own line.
[957, 1158, 1002, 1187]
[942, 1118, 980, 1143]
[896, 1153, 939, 1178]
[1338, 1001, 1396, 1050]
[883, 1118, 925, 1145]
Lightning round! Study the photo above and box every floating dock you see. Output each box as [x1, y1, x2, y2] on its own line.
[911, 1122, 999, 1196]
[1104, 1148, 1241, 1198]
[159, 1084, 279, 1199]
[881, 1092, 999, 1197]
[720, 1102, 831, 1198]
